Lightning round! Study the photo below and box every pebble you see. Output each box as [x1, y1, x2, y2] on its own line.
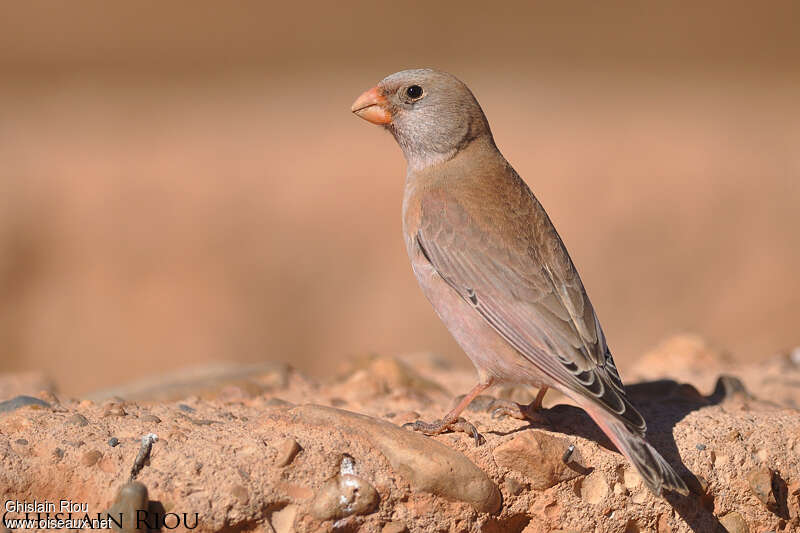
[53, 448, 64, 461]
[103, 404, 127, 417]
[178, 404, 196, 413]
[0, 395, 50, 413]
[265, 397, 294, 408]
[273, 438, 302, 467]
[108, 437, 120, 447]
[503, 476, 525, 496]
[339, 354, 447, 400]
[576, 474, 608, 504]
[139, 414, 162, 424]
[493, 431, 581, 490]
[718, 512, 749, 533]
[231, 484, 249, 504]
[746, 467, 778, 512]
[381, 521, 408, 533]
[15, 438, 29, 446]
[713, 375, 750, 400]
[463, 394, 496, 412]
[269, 504, 298, 533]
[656, 514, 671, 533]
[187, 417, 217, 426]
[292, 405, 501, 513]
[106, 481, 149, 532]
[82, 450, 103, 466]
[695, 443, 706, 451]
[67, 413, 89, 426]
[310, 474, 379, 520]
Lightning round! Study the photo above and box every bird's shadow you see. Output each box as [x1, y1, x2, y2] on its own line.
[484, 377, 747, 532]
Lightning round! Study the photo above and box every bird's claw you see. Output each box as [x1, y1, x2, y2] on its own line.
[403, 417, 485, 446]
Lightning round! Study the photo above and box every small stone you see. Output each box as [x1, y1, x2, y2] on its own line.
[106, 481, 148, 532]
[294, 405, 500, 513]
[53, 448, 64, 461]
[623, 520, 641, 533]
[657, 514, 671, 533]
[504, 476, 525, 496]
[576, 474, 609, 504]
[392, 411, 421, 426]
[311, 474, 379, 521]
[718, 512, 749, 533]
[265, 397, 293, 408]
[335, 354, 447, 400]
[0, 395, 50, 413]
[493, 431, 581, 490]
[139, 414, 162, 424]
[188, 417, 217, 426]
[108, 437, 120, 447]
[178, 403, 195, 412]
[269, 504, 298, 533]
[713, 375, 750, 400]
[273, 438, 302, 467]
[67, 413, 89, 426]
[82, 450, 103, 466]
[464, 394, 496, 412]
[15, 438, 29, 446]
[613, 483, 628, 496]
[727, 430, 741, 442]
[381, 521, 408, 533]
[232, 484, 249, 504]
[696, 443, 706, 451]
[103, 404, 127, 417]
[746, 467, 778, 512]
[622, 469, 642, 490]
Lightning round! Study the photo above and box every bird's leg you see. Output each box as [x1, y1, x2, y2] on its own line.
[403, 379, 493, 446]
[490, 386, 549, 423]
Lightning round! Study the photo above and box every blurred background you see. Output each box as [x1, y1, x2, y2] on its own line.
[0, 1, 798, 395]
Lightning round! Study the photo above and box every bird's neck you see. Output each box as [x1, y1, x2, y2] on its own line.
[404, 134, 499, 176]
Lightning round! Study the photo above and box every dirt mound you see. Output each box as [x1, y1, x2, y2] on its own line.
[1, 336, 799, 532]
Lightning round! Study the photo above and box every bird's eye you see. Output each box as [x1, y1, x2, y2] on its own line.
[405, 85, 423, 100]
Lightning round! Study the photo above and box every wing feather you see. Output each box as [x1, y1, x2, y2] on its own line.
[417, 184, 646, 435]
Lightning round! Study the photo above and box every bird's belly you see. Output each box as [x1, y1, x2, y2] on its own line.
[411, 257, 550, 387]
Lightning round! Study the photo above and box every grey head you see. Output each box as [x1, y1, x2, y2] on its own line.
[351, 69, 495, 171]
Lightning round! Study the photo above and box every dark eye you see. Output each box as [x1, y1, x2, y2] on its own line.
[406, 85, 423, 100]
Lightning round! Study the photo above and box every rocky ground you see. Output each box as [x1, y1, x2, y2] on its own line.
[1, 335, 799, 533]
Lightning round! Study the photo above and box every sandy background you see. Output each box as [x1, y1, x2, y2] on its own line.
[0, 1, 798, 394]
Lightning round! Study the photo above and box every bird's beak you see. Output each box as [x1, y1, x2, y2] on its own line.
[351, 86, 392, 125]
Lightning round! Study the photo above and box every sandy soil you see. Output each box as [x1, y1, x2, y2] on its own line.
[1, 334, 799, 532]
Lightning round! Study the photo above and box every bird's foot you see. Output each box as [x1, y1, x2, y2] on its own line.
[489, 399, 549, 425]
[403, 417, 484, 446]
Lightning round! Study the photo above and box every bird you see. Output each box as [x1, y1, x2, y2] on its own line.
[350, 68, 689, 497]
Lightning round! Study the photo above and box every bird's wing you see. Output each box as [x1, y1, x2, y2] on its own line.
[417, 177, 646, 435]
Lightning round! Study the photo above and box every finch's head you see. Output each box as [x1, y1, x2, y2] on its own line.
[351, 69, 494, 169]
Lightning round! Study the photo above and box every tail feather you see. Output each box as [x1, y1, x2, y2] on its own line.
[586, 406, 689, 497]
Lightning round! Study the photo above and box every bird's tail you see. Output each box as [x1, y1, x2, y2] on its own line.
[583, 404, 689, 497]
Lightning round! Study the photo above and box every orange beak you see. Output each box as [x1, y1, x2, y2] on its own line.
[351, 86, 391, 125]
